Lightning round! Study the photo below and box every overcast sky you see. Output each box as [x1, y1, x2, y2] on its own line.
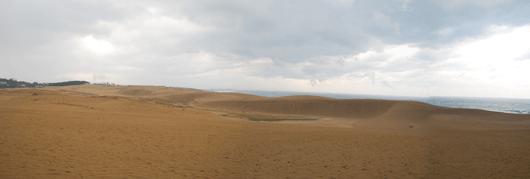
[1, 0, 530, 98]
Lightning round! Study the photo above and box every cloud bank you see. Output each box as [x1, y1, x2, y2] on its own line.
[1, 0, 530, 98]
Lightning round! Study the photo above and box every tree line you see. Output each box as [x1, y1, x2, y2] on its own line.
[0, 78, 90, 88]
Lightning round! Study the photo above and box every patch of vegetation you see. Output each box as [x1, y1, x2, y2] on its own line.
[248, 117, 317, 122]
[214, 110, 317, 122]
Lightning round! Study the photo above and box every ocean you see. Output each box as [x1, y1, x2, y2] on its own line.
[213, 90, 530, 115]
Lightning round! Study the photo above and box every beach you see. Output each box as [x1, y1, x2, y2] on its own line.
[1, 84, 530, 178]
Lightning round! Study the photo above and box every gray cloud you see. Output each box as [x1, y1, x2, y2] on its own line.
[1, 0, 530, 98]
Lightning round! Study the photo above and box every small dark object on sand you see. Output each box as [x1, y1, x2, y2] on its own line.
[409, 126, 413, 128]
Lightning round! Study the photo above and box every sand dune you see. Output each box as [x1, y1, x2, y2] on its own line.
[199, 97, 398, 119]
[1, 84, 530, 178]
[197, 95, 530, 131]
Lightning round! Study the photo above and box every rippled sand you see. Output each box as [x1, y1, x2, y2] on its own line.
[1, 85, 529, 178]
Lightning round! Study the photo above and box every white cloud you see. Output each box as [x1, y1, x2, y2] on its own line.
[79, 35, 115, 56]
[146, 7, 160, 15]
[428, 25, 530, 97]
[455, 25, 530, 68]
[115, 66, 143, 70]
[382, 45, 420, 61]
[143, 15, 207, 34]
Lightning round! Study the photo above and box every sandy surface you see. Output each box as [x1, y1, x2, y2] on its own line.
[1, 84, 530, 178]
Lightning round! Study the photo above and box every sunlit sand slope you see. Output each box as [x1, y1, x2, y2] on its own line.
[199, 96, 398, 119]
[199, 96, 530, 130]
